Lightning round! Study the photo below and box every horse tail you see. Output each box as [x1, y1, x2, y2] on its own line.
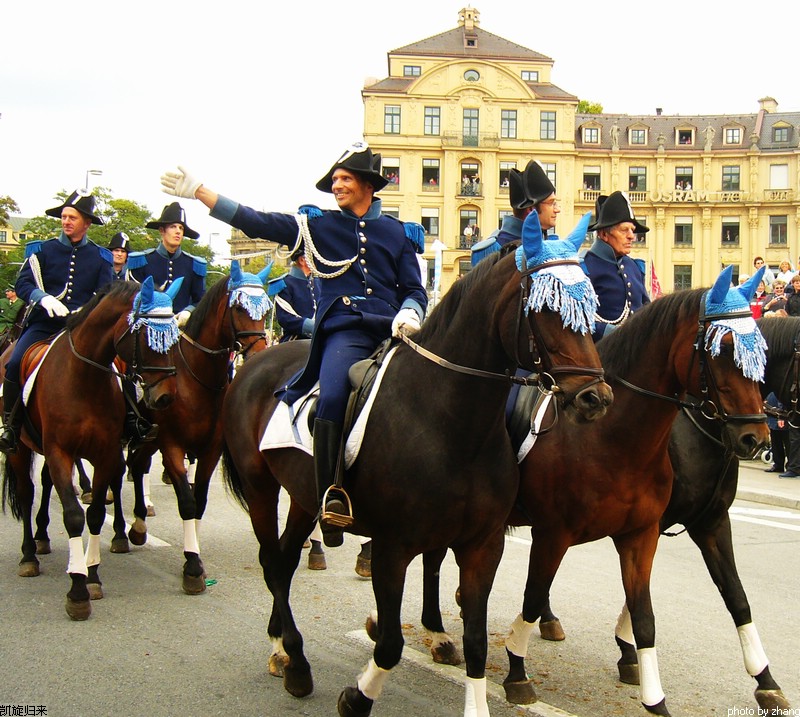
[1, 456, 24, 520]
[220, 440, 249, 513]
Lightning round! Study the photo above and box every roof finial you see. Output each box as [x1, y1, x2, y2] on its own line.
[458, 6, 480, 31]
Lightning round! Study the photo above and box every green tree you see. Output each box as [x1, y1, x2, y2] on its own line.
[577, 100, 604, 114]
[0, 196, 20, 223]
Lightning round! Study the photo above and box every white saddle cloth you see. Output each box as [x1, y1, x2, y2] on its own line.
[259, 346, 398, 469]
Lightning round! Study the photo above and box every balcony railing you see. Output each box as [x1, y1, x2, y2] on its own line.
[458, 235, 478, 249]
[442, 132, 500, 148]
[458, 181, 482, 197]
[421, 182, 440, 192]
[580, 189, 601, 203]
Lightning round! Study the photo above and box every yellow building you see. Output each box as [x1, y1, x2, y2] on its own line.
[0, 216, 29, 255]
[362, 7, 800, 295]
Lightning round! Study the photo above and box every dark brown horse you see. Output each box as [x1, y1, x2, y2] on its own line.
[124, 261, 273, 594]
[1, 278, 180, 620]
[220, 215, 614, 716]
[414, 267, 770, 716]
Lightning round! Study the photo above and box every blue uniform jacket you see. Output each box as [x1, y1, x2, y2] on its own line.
[128, 244, 206, 312]
[210, 195, 427, 402]
[276, 266, 318, 342]
[8, 234, 114, 382]
[582, 238, 649, 341]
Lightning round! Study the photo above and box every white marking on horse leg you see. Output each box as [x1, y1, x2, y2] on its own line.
[637, 647, 665, 707]
[464, 676, 490, 717]
[428, 630, 454, 652]
[183, 519, 200, 554]
[66, 536, 88, 576]
[615, 603, 634, 644]
[505, 612, 537, 658]
[270, 636, 286, 659]
[143, 472, 153, 508]
[737, 622, 769, 676]
[85, 534, 101, 568]
[186, 459, 196, 486]
[356, 658, 391, 700]
[309, 521, 323, 542]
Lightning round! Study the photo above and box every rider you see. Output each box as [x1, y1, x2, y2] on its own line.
[0, 189, 114, 454]
[583, 191, 650, 341]
[471, 159, 559, 266]
[108, 232, 132, 281]
[0, 286, 26, 339]
[275, 246, 318, 342]
[160, 142, 428, 546]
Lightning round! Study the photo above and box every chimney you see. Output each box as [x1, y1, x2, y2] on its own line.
[656, 108, 662, 116]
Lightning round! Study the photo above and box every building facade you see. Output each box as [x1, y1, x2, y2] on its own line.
[360, 7, 800, 295]
[0, 217, 29, 255]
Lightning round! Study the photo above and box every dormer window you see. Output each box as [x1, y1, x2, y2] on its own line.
[403, 65, 421, 77]
[465, 36, 477, 48]
[677, 129, 694, 145]
[725, 127, 742, 144]
[583, 127, 599, 144]
[773, 126, 790, 142]
[521, 70, 539, 82]
[629, 128, 647, 145]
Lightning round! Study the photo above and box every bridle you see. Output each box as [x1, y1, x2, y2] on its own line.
[610, 292, 767, 426]
[399, 258, 606, 409]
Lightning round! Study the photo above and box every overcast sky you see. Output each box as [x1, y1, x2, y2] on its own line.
[2, 1, 797, 258]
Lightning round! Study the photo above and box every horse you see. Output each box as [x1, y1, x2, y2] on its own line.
[124, 261, 274, 594]
[412, 266, 771, 716]
[220, 212, 614, 716]
[0, 278, 181, 620]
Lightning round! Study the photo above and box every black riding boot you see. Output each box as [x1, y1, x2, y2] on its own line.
[122, 379, 158, 450]
[313, 418, 352, 548]
[0, 379, 22, 455]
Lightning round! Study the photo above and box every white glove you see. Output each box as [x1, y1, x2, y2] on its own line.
[161, 165, 202, 199]
[391, 307, 421, 338]
[176, 310, 192, 327]
[40, 294, 69, 318]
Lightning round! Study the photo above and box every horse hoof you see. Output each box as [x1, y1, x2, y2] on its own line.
[284, 663, 314, 698]
[35, 540, 51, 555]
[539, 618, 565, 641]
[643, 697, 671, 716]
[338, 686, 373, 717]
[18, 561, 40, 577]
[503, 678, 537, 705]
[80, 492, 92, 505]
[268, 652, 289, 678]
[618, 662, 640, 685]
[364, 614, 378, 642]
[87, 583, 104, 601]
[65, 598, 91, 621]
[354, 555, 371, 578]
[146, 505, 156, 518]
[110, 537, 130, 554]
[182, 574, 206, 595]
[431, 640, 462, 666]
[755, 688, 790, 711]
[128, 527, 147, 546]
[308, 552, 327, 570]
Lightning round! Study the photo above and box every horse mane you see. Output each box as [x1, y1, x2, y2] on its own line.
[183, 278, 228, 337]
[598, 288, 705, 377]
[413, 252, 502, 345]
[65, 281, 140, 332]
[757, 314, 800, 357]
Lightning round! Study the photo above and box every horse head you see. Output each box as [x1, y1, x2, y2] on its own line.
[122, 276, 181, 410]
[513, 211, 613, 421]
[226, 259, 273, 358]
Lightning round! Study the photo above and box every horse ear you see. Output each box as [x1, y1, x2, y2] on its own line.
[565, 212, 592, 253]
[709, 265, 734, 305]
[165, 277, 184, 302]
[739, 265, 766, 300]
[256, 261, 274, 283]
[521, 210, 543, 261]
[140, 276, 154, 306]
[230, 260, 243, 284]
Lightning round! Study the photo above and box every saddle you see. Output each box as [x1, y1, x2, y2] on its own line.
[342, 338, 395, 439]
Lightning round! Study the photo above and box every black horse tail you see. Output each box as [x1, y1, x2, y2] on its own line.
[220, 440, 250, 513]
[1, 456, 24, 520]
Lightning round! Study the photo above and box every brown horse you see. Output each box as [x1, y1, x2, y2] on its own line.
[220, 214, 614, 716]
[124, 261, 273, 594]
[414, 267, 770, 716]
[1, 278, 180, 620]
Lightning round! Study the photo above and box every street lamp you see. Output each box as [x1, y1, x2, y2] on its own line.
[84, 169, 103, 191]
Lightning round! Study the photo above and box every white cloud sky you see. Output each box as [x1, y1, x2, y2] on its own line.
[2, 1, 797, 257]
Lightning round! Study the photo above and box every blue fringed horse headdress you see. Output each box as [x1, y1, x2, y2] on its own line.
[129, 276, 181, 353]
[703, 265, 767, 382]
[515, 212, 598, 335]
[228, 260, 274, 320]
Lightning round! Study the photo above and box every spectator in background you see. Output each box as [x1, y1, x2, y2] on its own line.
[775, 260, 794, 285]
[764, 392, 789, 473]
[753, 256, 775, 288]
[786, 275, 800, 316]
[763, 279, 788, 314]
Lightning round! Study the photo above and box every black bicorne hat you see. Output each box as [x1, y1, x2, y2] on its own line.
[508, 160, 556, 210]
[315, 141, 389, 193]
[108, 232, 131, 252]
[145, 202, 200, 240]
[588, 191, 649, 234]
[45, 189, 104, 225]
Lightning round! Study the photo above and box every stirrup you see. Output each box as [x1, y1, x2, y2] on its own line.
[321, 486, 354, 529]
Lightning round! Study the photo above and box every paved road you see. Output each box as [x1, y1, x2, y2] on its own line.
[0, 455, 798, 717]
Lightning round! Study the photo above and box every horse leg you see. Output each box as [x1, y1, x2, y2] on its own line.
[306, 521, 327, 571]
[502, 534, 568, 705]
[420, 547, 462, 665]
[126, 453, 151, 546]
[338, 540, 411, 717]
[5, 449, 40, 576]
[49, 452, 91, 620]
[614, 528, 670, 716]
[538, 596, 566, 641]
[108, 458, 131, 553]
[354, 537, 371, 578]
[686, 517, 790, 712]
[34, 462, 53, 556]
[76, 458, 92, 504]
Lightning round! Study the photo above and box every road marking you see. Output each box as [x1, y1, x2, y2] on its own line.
[730, 506, 800, 520]
[730, 514, 800, 532]
[730, 506, 800, 531]
[101, 514, 171, 547]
